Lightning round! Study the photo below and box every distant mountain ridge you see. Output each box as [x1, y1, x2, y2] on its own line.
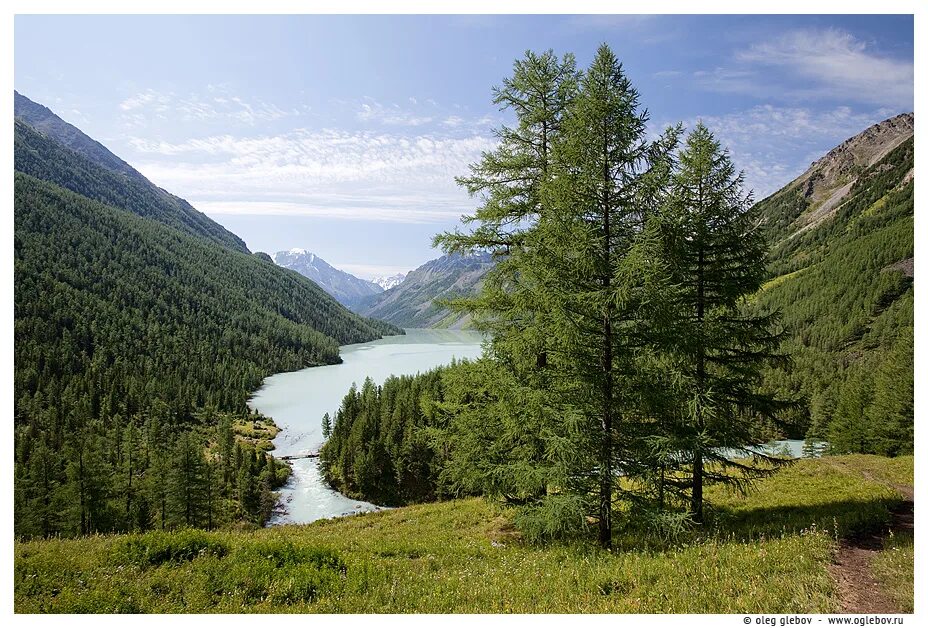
[372, 273, 407, 291]
[354, 252, 494, 328]
[273, 248, 383, 306]
[14, 91, 249, 253]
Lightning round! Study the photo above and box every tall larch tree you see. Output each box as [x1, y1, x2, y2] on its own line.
[433, 49, 580, 506]
[659, 123, 790, 523]
[538, 43, 676, 547]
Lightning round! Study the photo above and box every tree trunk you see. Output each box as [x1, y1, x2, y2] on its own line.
[599, 123, 613, 549]
[125, 442, 133, 529]
[691, 236, 706, 523]
[600, 312, 613, 548]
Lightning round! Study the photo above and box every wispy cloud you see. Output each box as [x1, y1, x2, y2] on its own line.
[671, 105, 898, 198]
[195, 201, 458, 224]
[696, 28, 913, 109]
[129, 127, 496, 224]
[119, 86, 302, 126]
[119, 89, 172, 112]
[357, 98, 434, 126]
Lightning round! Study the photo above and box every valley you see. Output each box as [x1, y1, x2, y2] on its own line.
[11, 14, 916, 618]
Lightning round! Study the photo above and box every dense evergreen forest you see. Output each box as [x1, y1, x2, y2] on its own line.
[753, 138, 914, 455]
[13, 111, 401, 538]
[322, 46, 914, 546]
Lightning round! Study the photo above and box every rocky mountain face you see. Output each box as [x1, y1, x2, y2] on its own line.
[354, 252, 494, 328]
[273, 249, 383, 306]
[758, 112, 914, 244]
[372, 273, 407, 290]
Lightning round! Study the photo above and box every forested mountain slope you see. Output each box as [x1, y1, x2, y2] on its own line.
[752, 114, 913, 454]
[14, 173, 398, 416]
[354, 252, 494, 328]
[15, 92, 248, 252]
[13, 100, 400, 538]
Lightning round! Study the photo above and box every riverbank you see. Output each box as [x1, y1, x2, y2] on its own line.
[248, 329, 484, 525]
[14, 454, 912, 613]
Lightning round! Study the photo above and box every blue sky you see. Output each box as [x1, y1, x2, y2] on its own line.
[14, 14, 914, 279]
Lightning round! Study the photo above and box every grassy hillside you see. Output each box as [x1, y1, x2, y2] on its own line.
[14, 455, 911, 613]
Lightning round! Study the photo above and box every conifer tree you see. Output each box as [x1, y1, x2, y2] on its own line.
[321, 412, 332, 439]
[170, 432, 207, 527]
[119, 419, 140, 530]
[657, 123, 790, 522]
[537, 44, 679, 547]
[16, 430, 60, 537]
[432, 50, 579, 513]
[436, 48, 578, 376]
[438, 44, 679, 547]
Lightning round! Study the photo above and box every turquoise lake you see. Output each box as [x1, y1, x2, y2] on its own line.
[248, 328, 484, 524]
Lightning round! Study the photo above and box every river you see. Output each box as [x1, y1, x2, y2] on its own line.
[248, 328, 485, 525]
[249, 328, 817, 525]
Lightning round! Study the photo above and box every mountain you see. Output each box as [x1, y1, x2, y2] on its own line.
[752, 112, 913, 454]
[13, 96, 401, 537]
[14, 91, 248, 253]
[372, 273, 407, 291]
[354, 253, 494, 328]
[273, 248, 383, 306]
[758, 112, 914, 247]
[14, 90, 138, 178]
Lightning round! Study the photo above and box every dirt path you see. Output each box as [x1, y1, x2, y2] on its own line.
[828, 499, 913, 613]
[823, 459, 914, 615]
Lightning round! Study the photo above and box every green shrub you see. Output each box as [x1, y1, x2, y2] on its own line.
[236, 539, 344, 570]
[514, 494, 591, 543]
[112, 529, 228, 567]
[200, 541, 345, 606]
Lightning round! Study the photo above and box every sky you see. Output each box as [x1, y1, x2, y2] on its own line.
[13, 14, 914, 279]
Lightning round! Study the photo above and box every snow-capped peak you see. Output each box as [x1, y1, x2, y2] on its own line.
[288, 247, 307, 256]
[372, 273, 407, 290]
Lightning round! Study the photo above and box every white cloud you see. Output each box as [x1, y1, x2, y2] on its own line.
[357, 99, 434, 126]
[671, 105, 898, 199]
[130, 129, 493, 184]
[195, 201, 458, 224]
[698, 28, 913, 109]
[119, 88, 172, 112]
[128, 127, 496, 224]
[119, 87, 299, 126]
